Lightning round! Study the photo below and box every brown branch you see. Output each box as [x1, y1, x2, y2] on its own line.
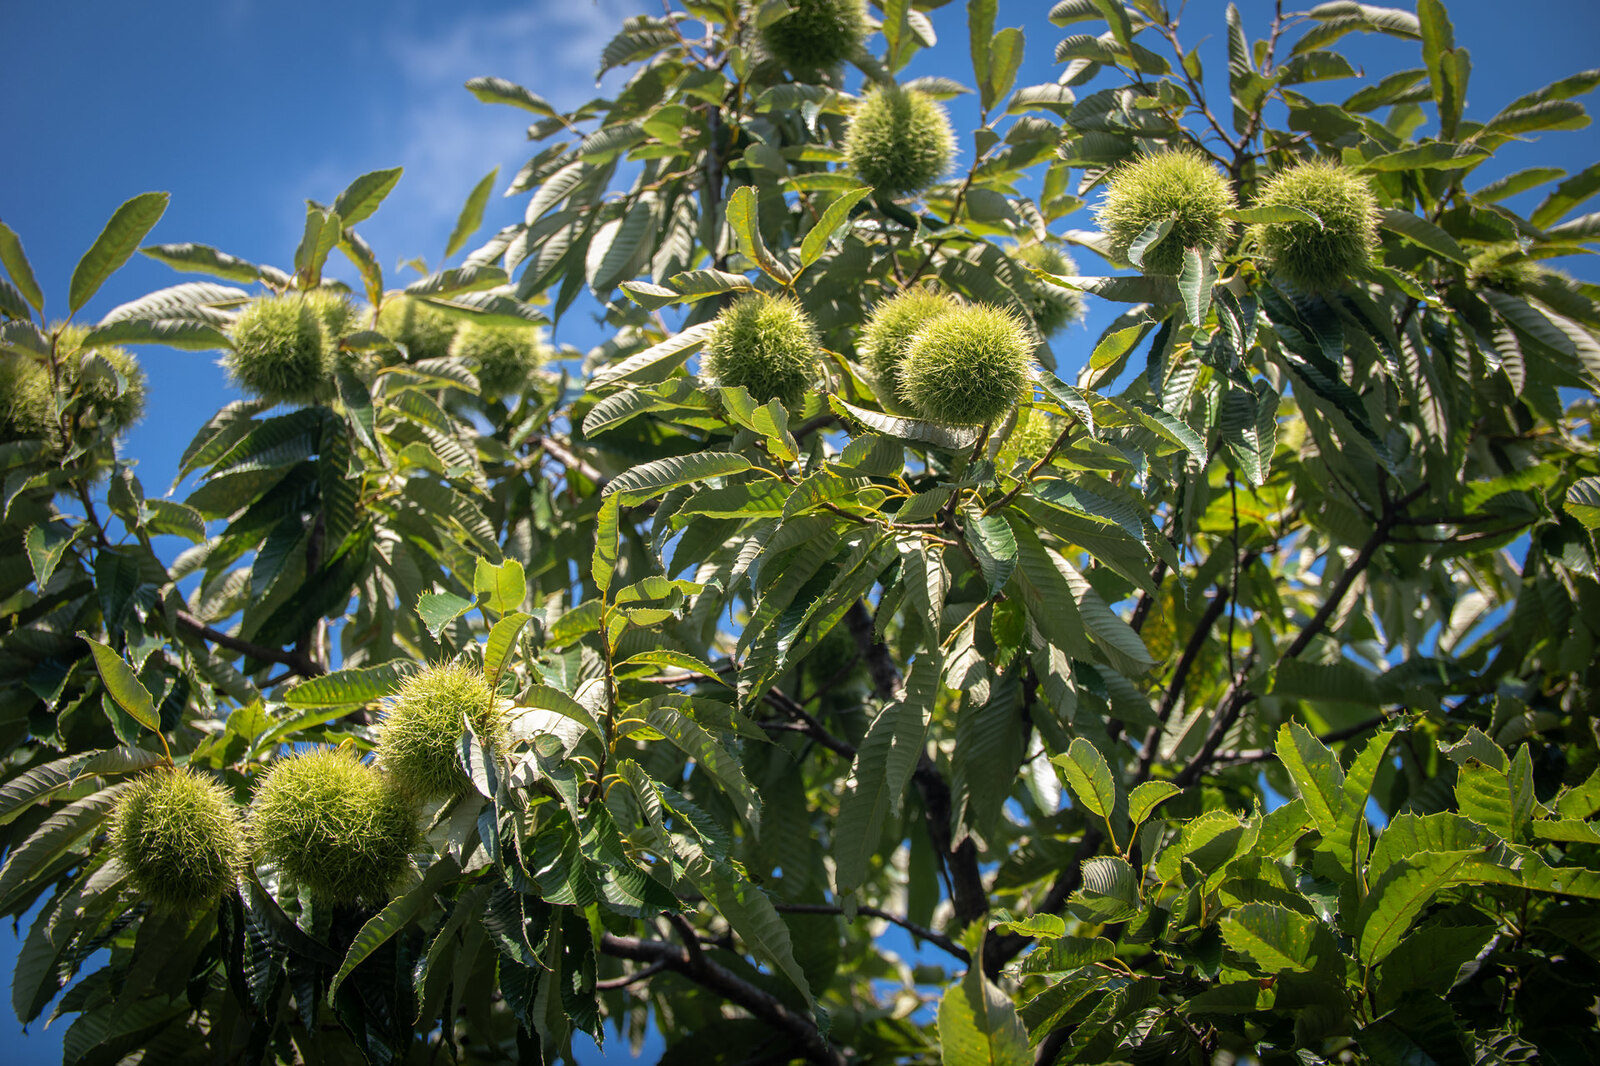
[530, 433, 607, 488]
[772, 903, 969, 964]
[1135, 585, 1232, 781]
[599, 934, 843, 1066]
[844, 600, 989, 929]
[1209, 714, 1391, 768]
[175, 610, 324, 678]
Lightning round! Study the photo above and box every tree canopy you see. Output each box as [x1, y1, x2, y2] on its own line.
[2, 1, 1600, 1064]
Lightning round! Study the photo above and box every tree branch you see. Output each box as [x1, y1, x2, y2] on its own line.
[599, 934, 843, 1066]
[772, 903, 969, 964]
[175, 610, 324, 678]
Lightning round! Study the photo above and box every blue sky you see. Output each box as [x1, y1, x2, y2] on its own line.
[2, 0, 1598, 1061]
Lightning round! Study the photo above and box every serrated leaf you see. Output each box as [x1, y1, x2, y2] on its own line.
[602, 452, 753, 506]
[139, 242, 262, 284]
[1566, 477, 1600, 529]
[1179, 247, 1215, 326]
[328, 858, 455, 1003]
[25, 523, 77, 587]
[1221, 903, 1336, 974]
[964, 509, 1017, 596]
[591, 321, 717, 387]
[799, 186, 873, 270]
[0, 222, 43, 313]
[1129, 780, 1179, 828]
[474, 558, 526, 616]
[484, 612, 532, 688]
[835, 660, 937, 895]
[1377, 207, 1469, 263]
[937, 965, 1029, 1066]
[69, 192, 169, 314]
[647, 698, 760, 834]
[1357, 851, 1477, 966]
[1276, 721, 1344, 836]
[1362, 142, 1489, 172]
[417, 591, 476, 639]
[831, 397, 984, 450]
[79, 634, 158, 733]
[725, 185, 791, 283]
[464, 76, 557, 117]
[1053, 738, 1117, 819]
[1126, 218, 1173, 269]
[284, 661, 418, 709]
[332, 167, 403, 228]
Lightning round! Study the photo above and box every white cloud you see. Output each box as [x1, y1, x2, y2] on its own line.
[291, 0, 647, 275]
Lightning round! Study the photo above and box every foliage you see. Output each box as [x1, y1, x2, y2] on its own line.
[1, 0, 1600, 1064]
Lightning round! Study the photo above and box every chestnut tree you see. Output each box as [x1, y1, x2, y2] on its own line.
[2, 1, 1600, 1063]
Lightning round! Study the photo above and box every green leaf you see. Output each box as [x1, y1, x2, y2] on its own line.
[1357, 850, 1477, 966]
[647, 698, 761, 834]
[1377, 208, 1469, 263]
[593, 493, 620, 596]
[1531, 161, 1600, 228]
[417, 591, 476, 639]
[831, 397, 985, 451]
[938, 964, 1029, 1066]
[968, 0, 996, 95]
[444, 168, 498, 261]
[1276, 721, 1344, 836]
[25, 523, 77, 587]
[1010, 936, 1116, 975]
[328, 857, 456, 1003]
[283, 661, 417, 709]
[1362, 142, 1488, 172]
[474, 558, 526, 616]
[834, 659, 938, 895]
[1069, 856, 1141, 923]
[1227, 204, 1324, 227]
[694, 862, 815, 1010]
[0, 222, 44, 313]
[332, 167, 403, 228]
[603, 452, 754, 507]
[78, 634, 159, 733]
[725, 185, 791, 283]
[799, 186, 873, 270]
[964, 509, 1018, 597]
[590, 321, 717, 386]
[464, 76, 557, 117]
[519, 684, 604, 743]
[1565, 477, 1600, 529]
[1221, 902, 1338, 975]
[484, 612, 532, 688]
[1053, 737, 1117, 819]
[136, 242, 261, 285]
[994, 914, 1066, 939]
[69, 192, 169, 314]
[1179, 247, 1215, 326]
[82, 318, 230, 351]
[0, 749, 157, 827]
[1129, 780, 1180, 830]
[292, 202, 342, 288]
[984, 27, 1025, 113]
[0, 785, 128, 913]
[1126, 219, 1173, 270]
